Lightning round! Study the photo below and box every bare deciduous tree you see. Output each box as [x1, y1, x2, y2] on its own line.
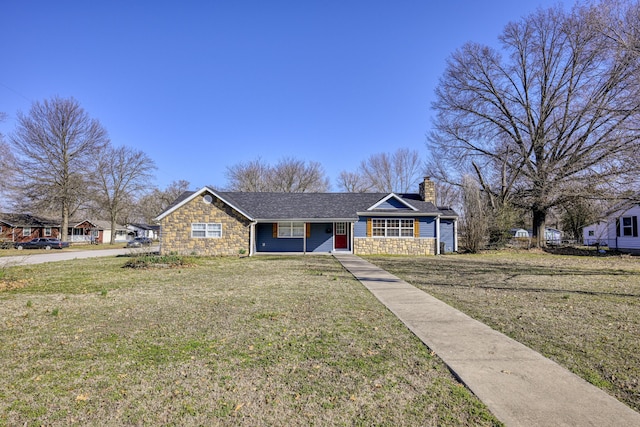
[336, 171, 371, 193]
[560, 198, 601, 243]
[224, 158, 271, 192]
[226, 157, 330, 192]
[94, 145, 156, 244]
[338, 148, 422, 193]
[10, 97, 110, 241]
[0, 113, 16, 209]
[429, 1, 640, 247]
[136, 180, 191, 224]
[268, 158, 330, 192]
[460, 175, 488, 253]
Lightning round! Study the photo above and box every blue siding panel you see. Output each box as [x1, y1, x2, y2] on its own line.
[375, 198, 411, 209]
[255, 222, 334, 252]
[307, 223, 334, 252]
[256, 223, 303, 252]
[419, 217, 437, 238]
[440, 220, 455, 252]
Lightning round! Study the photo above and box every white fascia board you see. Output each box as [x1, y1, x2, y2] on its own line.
[358, 211, 438, 217]
[72, 220, 98, 228]
[257, 218, 355, 223]
[154, 186, 254, 222]
[367, 193, 418, 211]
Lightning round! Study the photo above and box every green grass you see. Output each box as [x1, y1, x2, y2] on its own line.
[0, 255, 500, 426]
[366, 250, 640, 412]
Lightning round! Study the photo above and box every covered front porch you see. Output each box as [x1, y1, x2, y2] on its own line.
[252, 221, 352, 255]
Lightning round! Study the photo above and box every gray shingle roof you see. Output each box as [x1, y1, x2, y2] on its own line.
[0, 213, 60, 227]
[160, 189, 456, 221]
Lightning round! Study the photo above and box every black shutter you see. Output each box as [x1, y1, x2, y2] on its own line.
[616, 219, 621, 237]
[633, 216, 638, 237]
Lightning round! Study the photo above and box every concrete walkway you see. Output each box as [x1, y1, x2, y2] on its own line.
[334, 253, 640, 427]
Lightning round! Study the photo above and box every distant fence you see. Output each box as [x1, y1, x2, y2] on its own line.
[68, 235, 93, 243]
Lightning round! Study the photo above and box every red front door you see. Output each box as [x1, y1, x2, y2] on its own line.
[335, 222, 347, 249]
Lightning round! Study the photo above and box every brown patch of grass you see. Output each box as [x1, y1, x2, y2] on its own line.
[366, 252, 640, 411]
[0, 279, 28, 292]
[0, 256, 501, 426]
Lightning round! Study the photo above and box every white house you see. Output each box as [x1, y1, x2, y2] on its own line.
[127, 223, 159, 240]
[607, 204, 640, 253]
[583, 203, 640, 253]
[583, 221, 608, 246]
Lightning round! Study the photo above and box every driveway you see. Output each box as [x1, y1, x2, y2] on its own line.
[0, 246, 159, 267]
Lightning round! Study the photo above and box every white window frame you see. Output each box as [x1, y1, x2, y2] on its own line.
[621, 216, 636, 237]
[191, 222, 222, 238]
[23, 227, 31, 237]
[278, 222, 305, 238]
[372, 218, 414, 238]
[44, 227, 52, 237]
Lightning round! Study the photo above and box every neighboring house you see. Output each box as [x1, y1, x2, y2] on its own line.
[511, 228, 530, 238]
[583, 221, 608, 246]
[544, 228, 563, 245]
[0, 213, 61, 243]
[510, 228, 562, 244]
[69, 220, 128, 244]
[127, 223, 159, 240]
[155, 178, 458, 256]
[583, 203, 640, 253]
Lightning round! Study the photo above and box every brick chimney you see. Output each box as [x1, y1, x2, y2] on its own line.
[419, 177, 436, 204]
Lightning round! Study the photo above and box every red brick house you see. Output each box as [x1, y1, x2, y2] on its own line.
[0, 213, 61, 243]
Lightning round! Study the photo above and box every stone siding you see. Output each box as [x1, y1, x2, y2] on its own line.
[354, 237, 436, 256]
[160, 194, 251, 256]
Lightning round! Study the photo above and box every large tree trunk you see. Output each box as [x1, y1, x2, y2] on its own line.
[61, 204, 69, 243]
[110, 215, 117, 245]
[532, 208, 547, 248]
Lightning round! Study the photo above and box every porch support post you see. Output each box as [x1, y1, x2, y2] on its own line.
[303, 222, 307, 254]
[436, 216, 441, 255]
[454, 219, 458, 252]
[350, 222, 354, 254]
[249, 222, 256, 256]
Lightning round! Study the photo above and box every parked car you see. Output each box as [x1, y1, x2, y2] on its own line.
[14, 238, 70, 250]
[126, 237, 153, 247]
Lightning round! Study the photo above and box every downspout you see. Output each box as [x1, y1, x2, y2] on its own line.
[436, 215, 441, 255]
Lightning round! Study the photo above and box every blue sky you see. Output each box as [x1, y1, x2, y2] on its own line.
[1, 0, 564, 191]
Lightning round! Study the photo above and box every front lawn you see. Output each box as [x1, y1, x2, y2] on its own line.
[367, 250, 640, 412]
[0, 256, 500, 426]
